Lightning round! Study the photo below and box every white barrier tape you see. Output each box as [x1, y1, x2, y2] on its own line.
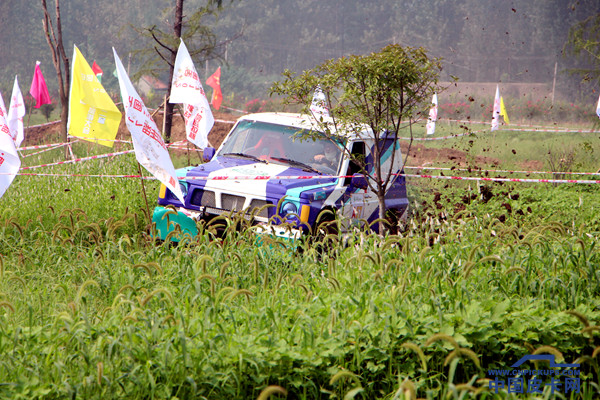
[175, 173, 600, 184]
[406, 165, 600, 176]
[499, 127, 597, 133]
[4, 169, 600, 185]
[445, 119, 577, 130]
[69, 136, 133, 144]
[401, 173, 600, 185]
[21, 140, 79, 158]
[219, 105, 246, 114]
[172, 112, 236, 125]
[400, 129, 483, 141]
[6, 172, 155, 179]
[18, 142, 72, 151]
[21, 149, 135, 170]
[27, 120, 61, 129]
[169, 146, 203, 153]
[20, 138, 132, 151]
[3, 170, 600, 185]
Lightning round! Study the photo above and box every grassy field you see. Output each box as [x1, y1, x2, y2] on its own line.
[1, 126, 600, 399]
[407, 120, 599, 171]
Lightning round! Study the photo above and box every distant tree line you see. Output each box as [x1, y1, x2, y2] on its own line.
[1, 0, 599, 103]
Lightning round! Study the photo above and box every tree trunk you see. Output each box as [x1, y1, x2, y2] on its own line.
[163, 0, 185, 143]
[377, 186, 386, 236]
[41, 0, 70, 156]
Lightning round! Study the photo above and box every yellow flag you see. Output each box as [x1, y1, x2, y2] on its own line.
[68, 46, 121, 147]
[500, 96, 510, 125]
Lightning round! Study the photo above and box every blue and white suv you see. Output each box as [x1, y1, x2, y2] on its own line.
[152, 112, 408, 240]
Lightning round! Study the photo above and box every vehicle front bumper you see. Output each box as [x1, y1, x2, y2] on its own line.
[152, 206, 302, 243]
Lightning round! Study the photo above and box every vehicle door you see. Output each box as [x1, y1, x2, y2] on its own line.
[340, 140, 378, 228]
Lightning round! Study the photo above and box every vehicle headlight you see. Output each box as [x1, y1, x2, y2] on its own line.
[168, 182, 188, 202]
[281, 202, 298, 218]
[179, 182, 188, 197]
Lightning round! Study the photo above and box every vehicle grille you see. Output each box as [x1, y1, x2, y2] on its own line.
[249, 199, 271, 218]
[190, 189, 216, 207]
[221, 194, 245, 212]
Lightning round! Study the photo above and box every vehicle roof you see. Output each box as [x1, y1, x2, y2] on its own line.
[238, 112, 373, 140]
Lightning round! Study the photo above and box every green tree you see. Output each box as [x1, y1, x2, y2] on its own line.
[271, 44, 443, 233]
[129, 0, 241, 142]
[565, 13, 600, 86]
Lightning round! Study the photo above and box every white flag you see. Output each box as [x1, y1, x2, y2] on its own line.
[310, 85, 330, 118]
[0, 91, 21, 199]
[491, 85, 500, 132]
[0, 91, 7, 125]
[170, 39, 214, 149]
[426, 93, 438, 135]
[596, 94, 600, 120]
[113, 48, 185, 204]
[7, 76, 25, 147]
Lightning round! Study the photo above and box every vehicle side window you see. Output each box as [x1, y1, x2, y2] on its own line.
[344, 141, 365, 186]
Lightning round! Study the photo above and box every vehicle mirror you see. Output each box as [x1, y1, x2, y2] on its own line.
[203, 147, 216, 162]
[350, 174, 368, 190]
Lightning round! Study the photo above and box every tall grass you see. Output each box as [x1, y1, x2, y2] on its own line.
[1, 155, 600, 398]
[0, 130, 600, 398]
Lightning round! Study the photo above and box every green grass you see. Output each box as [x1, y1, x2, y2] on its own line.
[406, 120, 599, 171]
[1, 135, 600, 399]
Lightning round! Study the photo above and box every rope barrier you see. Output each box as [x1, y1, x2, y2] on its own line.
[445, 119, 578, 130]
[20, 149, 135, 170]
[405, 165, 600, 176]
[5, 170, 600, 185]
[21, 140, 79, 158]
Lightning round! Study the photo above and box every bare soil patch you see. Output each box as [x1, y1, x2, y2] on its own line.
[24, 113, 505, 169]
[400, 141, 500, 168]
[22, 110, 238, 151]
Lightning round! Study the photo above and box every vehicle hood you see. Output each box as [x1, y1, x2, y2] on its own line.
[183, 156, 337, 198]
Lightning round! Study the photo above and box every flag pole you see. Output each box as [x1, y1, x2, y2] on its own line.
[174, 104, 191, 165]
[25, 97, 34, 132]
[137, 162, 152, 225]
[162, 94, 168, 136]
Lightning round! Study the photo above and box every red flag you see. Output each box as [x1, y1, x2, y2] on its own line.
[92, 61, 103, 83]
[206, 67, 222, 110]
[29, 62, 51, 109]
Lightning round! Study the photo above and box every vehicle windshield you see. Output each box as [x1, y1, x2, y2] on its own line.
[217, 120, 344, 174]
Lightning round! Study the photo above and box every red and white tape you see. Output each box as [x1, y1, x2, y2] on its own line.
[215, 119, 236, 125]
[174, 173, 600, 184]
[18, 142, 72, 151]
[445, 119, 578, 130]
[219, 105, 246, 114]
[5, 172, 154, 179]
[4, 170, 600, 185]
[406, 166, 600, 176]
[20, 149, 135, 170]
[399, 129, 483, 141]
[401, 173, 600, 185]
[21, 140, 79, 158]
[498, 127, 597, 133]
[26, 120, 61, 129]
[68, 136, 133, 144]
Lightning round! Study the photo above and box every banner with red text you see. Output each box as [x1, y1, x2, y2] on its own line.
[114, 47, 184, 203]
[170, 39, 214, 149]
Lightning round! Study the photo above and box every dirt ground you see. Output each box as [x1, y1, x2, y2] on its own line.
[24, 112, 506, 168]
[399, 141, 500, 169]
[23, 110, 237, 149]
